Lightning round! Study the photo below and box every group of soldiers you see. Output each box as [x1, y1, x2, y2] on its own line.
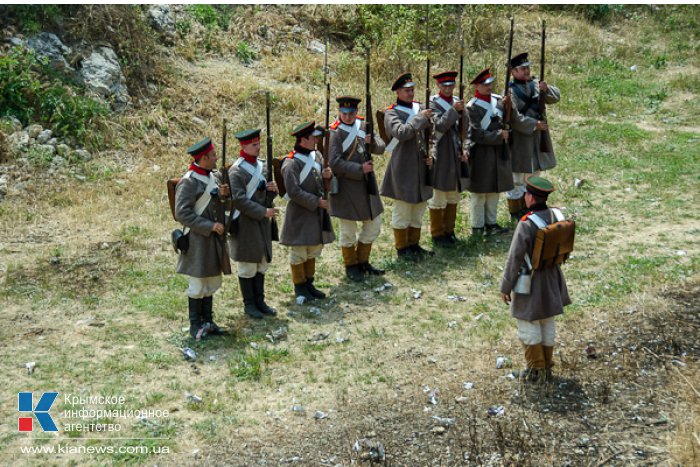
[173, 51, 570, 382]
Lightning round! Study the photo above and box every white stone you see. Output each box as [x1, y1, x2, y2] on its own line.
[36, 129, 53, 144]
[27, 124, 43, 139]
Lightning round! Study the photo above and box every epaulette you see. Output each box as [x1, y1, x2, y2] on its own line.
[520, 210, 534, 222]
[386, 104, 396, 110]
[356, 115, 365, 120]
[330, 119, 340, 131]
[286, 150, 296, 159]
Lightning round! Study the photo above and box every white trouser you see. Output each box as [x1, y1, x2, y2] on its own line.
[338, 215, 382, 248]
[237, 258, 269, 279]
[428, 189, 460, 209]
[506, 172, 540, 199]
[289, 244, 323, 265]
[470, 193, 500, 228]
[391, 200, 428, 229]
[187, 275, 222, 299]
[516, 317, 556, 346]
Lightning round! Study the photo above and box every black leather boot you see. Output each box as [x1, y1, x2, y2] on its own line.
[305, 277, 326, 299]
[239, 276, 263, 319]
[253, 273, 276, 316]
[188, 297, 205, 340]
[201, 295, 227, 335]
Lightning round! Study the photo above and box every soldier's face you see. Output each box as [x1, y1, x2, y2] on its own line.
[299, 135, 316, 150]
[198, 150, 218, 170]
[396, 87, 414, 102]
[475, 82, 493, 95]
[438, 83, 455, 97]
[242, 141, 261, 157]
[339, 110, 356, 125]
[512, 66, 530, 81]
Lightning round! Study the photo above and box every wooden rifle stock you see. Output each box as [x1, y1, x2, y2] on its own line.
[501, 17, 514, 161]
[265, 92, 279, 241]
[364, 50, 378, 197]
[538, 20, 554, 153]
[219, 119, 232, 275]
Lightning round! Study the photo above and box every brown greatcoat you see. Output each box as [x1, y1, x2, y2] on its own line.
[329, 118, 385, 221]
[227, 158, 275, 263]
[510, 79, 561, 172]
[175, 170, 228, 278]
[464, 94, 529, 193]
[500, 207, 572, 321]
[279, 151, 335, 246]
[379, 102, 433, 203]
[430, 94, 466, 192]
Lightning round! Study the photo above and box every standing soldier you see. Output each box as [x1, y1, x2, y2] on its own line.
[280, 121, 335, 301]
[380, 72, 434, 259]
[500, 176, 571, 382]
[465, 68, 518, 236]
[506, 52, 561, 221]
[228, 129, 279, 319]
[428, 71, 467, 246]
[329, 96, 386, 281]
[175, 137, 230, 339]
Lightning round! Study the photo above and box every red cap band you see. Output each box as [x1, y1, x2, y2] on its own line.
[192, 141, 214, 159]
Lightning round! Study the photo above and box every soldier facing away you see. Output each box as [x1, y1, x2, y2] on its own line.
[174, 137, 230, 339]
[227, 129, 279, 319]
[505, 52, 561, 220]
[328, 96, 386, 282]
[279, 121, 335, 302]
[380, 72, 435, 260]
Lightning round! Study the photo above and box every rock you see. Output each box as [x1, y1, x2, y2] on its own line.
[80, 46, 129, 110]
[51, 156, 67, 168]
[148, 5, 175, 34]
[8, 37, 24, 47]
[72, 149, 91, 161]
[25, 361, 36, 375]
[56, 144, 71, 157]
[36, 144, 56, 157]
[182, 347, 197, 361]
[36, 129, 52, 144]
[47, 138, 58, 146]
[27, 33, 73, 72]
[2, 116, 22, 133]
[191, 116, 206, 127]
[27, 124, 43, 139]
[308, 40, 325, 55]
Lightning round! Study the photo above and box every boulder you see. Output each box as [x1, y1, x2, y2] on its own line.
[8, 131, 29, 151]
[36, 129, 53, 144]
[27, 124, 43, 139]
[80, 46, 130, 111]
[56, 144, 71, 157]
[308, 40, 326, 55]
[26, 32, 73, 72]
[72, 149, 92, 161]
[148, 5, 175, 34]
[35, 144, 56, 157]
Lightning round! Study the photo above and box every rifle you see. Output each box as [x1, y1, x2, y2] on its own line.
[265, 92, 279, 242]
[219, 119, 232, 275]
[322, 36, 338, 197]
[364, 49, 379, 197]
[538, 19, 554, 153]
[424, 5, 433, 187]
[500, 17, 514, 161]
[458, 35, 469, 178]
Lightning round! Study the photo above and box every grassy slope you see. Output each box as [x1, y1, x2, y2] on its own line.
[0, 6, 698, 465]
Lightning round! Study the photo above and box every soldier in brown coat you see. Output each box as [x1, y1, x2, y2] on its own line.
[465, 68, 528, 236]
[506, 53, 561, 220]
[380, 72, 434, 259]
[428, 70, 467, 246]
[500, 176, 571, 382]
[329, 96, 386, 281]
[280, 121, 335, 301]
[175, 137, 230, 339]
[227, 129, 279, 319]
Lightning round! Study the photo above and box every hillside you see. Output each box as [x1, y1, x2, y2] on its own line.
[0, 5, 699, 466]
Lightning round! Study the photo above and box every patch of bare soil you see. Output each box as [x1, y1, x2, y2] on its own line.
[196, 281, 699, 466]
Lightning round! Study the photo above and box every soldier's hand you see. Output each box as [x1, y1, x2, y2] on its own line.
[362, 161, 374, 174]
[539, 81, 549, 93]
[365, 134, 372, 144]
[318, 198, 329, 210]
[266, 181, 278, 193]
[501, 130, 509, 142]
[425, 156, 434, 168]
[501, 292, 511, 304]
[453, 100, 465, 112]
[265, 208, 278, 218]
[421, 109, 433, 119]
[536, 121, 548, 131]
[212, 222, 225, 235]
[322, 167, 333, 179]
[218, 184, 230, 198]
[502, 95, 511, 107]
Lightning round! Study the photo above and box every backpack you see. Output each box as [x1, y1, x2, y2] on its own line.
[526, 208, 575, 270]
[166, 178, 181, 221]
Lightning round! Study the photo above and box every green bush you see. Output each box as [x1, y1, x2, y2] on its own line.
[235, 41, 256, 65]
[188, 5, 234, 31]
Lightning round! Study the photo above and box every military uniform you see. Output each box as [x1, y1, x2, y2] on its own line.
[465, 68, 530, 235]
[329, 96, 386, 281]
[175, 137, 229, 339]
[500, 176, 571, 381]
[228, 129, 277, 319]
[428, 71, 467, 245]
[280, 121, 335, 301]
[506, 52, 561, 219]
[380, 72, 433, 258]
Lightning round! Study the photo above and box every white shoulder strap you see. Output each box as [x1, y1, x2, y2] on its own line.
[386, 103, 421, 153]
[181, 170, 216, 235]
[231, 159, 266, 220]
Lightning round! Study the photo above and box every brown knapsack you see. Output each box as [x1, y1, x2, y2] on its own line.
[527, 208, 575, 270]
[272, 154, 288, 198]
[167, 178, 181, 221]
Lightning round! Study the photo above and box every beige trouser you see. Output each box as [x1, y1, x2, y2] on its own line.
[516, 317, 556, 346]
[237, 258, 269, 279]
[428, 189, 460, 209]
[391, 200, 428, 229]
[289, 245, 324, 265]
[506, 171, 540, 200]
[187, 275, 222, 299]
[470, 193, 500, 228]
[338, 215, 382, 248]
